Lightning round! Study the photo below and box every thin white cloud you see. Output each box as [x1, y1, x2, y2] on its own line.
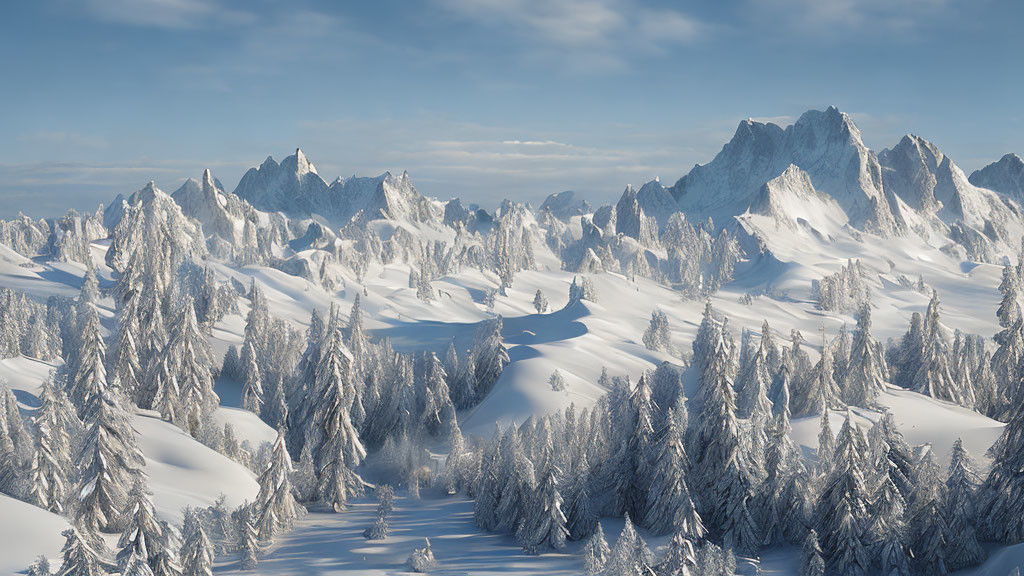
[745, 0, 951, 36]
[434, 0, 704, 70]
[83, 0, 254, 29]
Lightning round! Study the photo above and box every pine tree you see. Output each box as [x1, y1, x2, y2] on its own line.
[945, 439, 985, 570]
[795, 331, 842, 416]
[563, 459, 599, 541]
[180, 510, 214, 576]
[841, 305, 888, 407]
[236, 505, 260, 569]
[582, 523, 610, 575]
[643, 309, 673, 353]
[166, 294, 218, 435]
[69, 304, 107, 419]
[533, 289, 548, 314]
[688, 340, 760, 555]
[912, 292, 967, 405]
[116, 480, 167, 572]
[643, 409, 703, 538]
[909, 450, 949, 575]
[240, 341, 263, 416]
[655, 520, 701, 576]
[799, 530, 825, 576]
[549, 369, 567, 392]
[30, 377, 76, 513]
[892, 311, 925, 389]
[311, 308, 366, 511]
[994, 265, 1023, 407]
[979, 392, 1024, 542]
[364, 485, 394, 540]
[254, 429, 304, 540]
[472, 316, 509, 401]
[55, 527, 104, 576]
[603, 514, 654, 576]
[864, 473, 908, 575]
[520, 463, 568, 554]
[816, 409, 835, 475]
[109, 301, 143, 403]
[27, 555, 52, 576]
[815, 412, 870, 576]
[75, 381, 144, 537]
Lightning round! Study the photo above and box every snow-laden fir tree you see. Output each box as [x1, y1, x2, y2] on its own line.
[180, 509, 213, 576]
[643, 309, 673, 353]
[69, 304, 107, 419]
[136, 286, 168, 410]
[121, 551, 155, 576]
[240, 340, 263, 416]
[109, 298, 143, 402]
[533, 289, 548, 314]
[643, 408, 703, 538]
[255, 429, 304, 540]
[794, 331, 842, 416]
[364, 485, 394, 540]
[978, 395, 1024, 542]
[757, 388, 807, 547]
[603, 514, 654, 576]
[799, 530, 825, 576]
[549, 369, 567, 392]
[116, 480, 170, 573]
[891, 311, 924, 389]
[286, 307, 325, 456]
[473, 425, 503, 531]
[563, 457, 599, 541]
[28, 376, 77, 512]
[944, 438, 985, 571]
[908, 450, 949, 575]
[912, 292, 970, 406]
[55, 527, 104, 576]
[519, 463, 568, 554]
[74, 378, 144, 537]
[493, 428, 536, 535]
[612, 374, 656, 521]
[841, 304, 888, 407]
[869, 411, 915, 501]
[815, 412, 870, 576]
[236, 504, 260, 569]
[582, 523, 610, 575]
[993, 264, 1024, 408]
[655, 517, 703, 576]
[310, 308, 366, 511]
[407, 538, 436, 573]
[688, 340, 760, 555]
[27, 555, 51, 576]
[863, 469, 908, 575]
[472, 316, 509, 402]
[165, 293, 218, 435]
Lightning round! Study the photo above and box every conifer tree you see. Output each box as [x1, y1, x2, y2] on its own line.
[643, 409, 703, 538]
[166, 294, 218, 435]
[795, 331, 842, 416]
[116, 480, 167, 572]
[549, 369, 567, 392]
[993, 264, 1023, 406]
[643, 309, 673, 353]
[563, 459, 599, 541]
[908, 451, 949, 575]
[815, 412, 870, 576]
[364, 485, 394, 540]
[180, 509, 213, 576]
[311, 308, 366, 511]
[69, 304, 107, 419]
[799, 530, 825, 576]
[55, 527, 104, 576]
[109, 302, 143, 403]
[912, 292, 967, 405]
[841, 305, 888, 407]
[582, 523, 610, 575]
[688, 340, 760, 555]
[519, 463, 568, 554]
[240, 341, 263, 416]
[979, 393, 1024, 542]
[254, 430, 304, 540]
[472, 316, 509, 401]
[603, 514, 653, 576]
[945, 439, 985, 570]
[236, 505, 260, 569]
[75, 379, 144, 537]
[533, 289, 548, 314]
[30, 377, 76, 513]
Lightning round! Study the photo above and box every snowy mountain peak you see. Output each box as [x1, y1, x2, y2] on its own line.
[202, 168, 217, 191]
[294, 147, 316, 175]
[970, 153, 1024, 201]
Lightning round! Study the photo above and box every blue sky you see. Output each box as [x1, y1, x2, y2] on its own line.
[1, 0, 1020, 218]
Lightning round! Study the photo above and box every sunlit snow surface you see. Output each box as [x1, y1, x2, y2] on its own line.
[0, 215, 1020, 573]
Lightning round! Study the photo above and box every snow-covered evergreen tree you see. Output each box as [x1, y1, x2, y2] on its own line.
[979, 389, 1024, 542]
[254, 430, 304, 540]
[533, 289, 548, 314]
[310, 308, 366, 511]
[799, 530, 825, 576]
[582, 523, 610, 575]
[29, 376, 76, 512]
[912, 292, 969, 406]
[165, 294, 218, 435]
[69, 304, 107, 419]
[815, 412, 870, 576]
[180, 509, 213, 576]
[74, 381, 144, 537]
[945, 439, 985, 571]
[364, 485, 394, 540]
[472, 316, 509, 402]
[794, 331, 841, 416]
[603, 514, 654, 576]
[643, 309, 673, 354]
[841, 304, 887, 407]
[116, 480, 170, 573]
[236, 504, 260, 569]
[643, 409, 703, 538]
[908, 450, 949, 575]
[240, 341, 263, 416]
[55, 527, 104, 576]
[519, 463, 568, 554]
[548, 369, 567, 392]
